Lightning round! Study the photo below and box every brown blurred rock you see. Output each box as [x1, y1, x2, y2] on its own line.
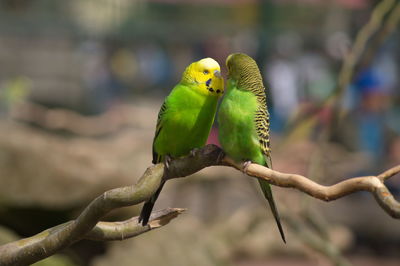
[0, 104, 157, 209]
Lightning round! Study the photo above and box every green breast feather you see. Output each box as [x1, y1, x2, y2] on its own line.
[140, 57, 223, 227]
[153, 83, 218, 163]
[218, 52, 285, 242]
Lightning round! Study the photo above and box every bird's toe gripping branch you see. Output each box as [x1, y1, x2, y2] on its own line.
[164, 155, 173, 169]
[243, 160, 253, 174]
[189, 148, 200, 157]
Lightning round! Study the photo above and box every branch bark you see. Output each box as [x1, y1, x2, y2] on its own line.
[0, 144, 399, 265]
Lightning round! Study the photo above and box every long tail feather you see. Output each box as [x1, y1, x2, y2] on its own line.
[258, 179, 286, 243]
[138, 181, 166, 226]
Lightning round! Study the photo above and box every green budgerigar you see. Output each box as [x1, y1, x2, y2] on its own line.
[218, 53, 285, 242]
[139, 58, 224, 225]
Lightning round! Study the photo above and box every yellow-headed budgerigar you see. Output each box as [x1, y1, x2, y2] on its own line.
[139, 58, 224, 225]
[218, 53, 285, 242]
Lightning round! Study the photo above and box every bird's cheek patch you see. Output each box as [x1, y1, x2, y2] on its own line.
[205, 77, 223, 95]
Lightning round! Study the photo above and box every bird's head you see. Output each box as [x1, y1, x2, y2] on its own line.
[181, 57, 224, 97]
[226, 53, 263, 89]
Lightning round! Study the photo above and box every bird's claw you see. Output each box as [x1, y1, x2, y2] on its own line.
[190, 148, 199, 157]
[216, 149, 225, 164]
[164, 155, 172, 170]
[243, 160, 252, 173]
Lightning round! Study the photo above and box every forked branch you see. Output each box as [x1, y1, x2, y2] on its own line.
[0, 145, 399, 266]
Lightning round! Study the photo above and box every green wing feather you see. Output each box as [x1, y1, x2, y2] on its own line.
[254, 99, 272, 166]
[220, 53, 285, 242]
[140, 100, 167, 225]
[141, 57, 222, 226]
[255, 90, 286, 243]
[152, 101, 168, 164]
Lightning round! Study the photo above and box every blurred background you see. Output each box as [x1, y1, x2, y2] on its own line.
[0, 0, 399, 265]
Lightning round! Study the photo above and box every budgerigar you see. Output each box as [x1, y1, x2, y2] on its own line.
[218, 53, 285, 242]
[139, 58, 224, 225]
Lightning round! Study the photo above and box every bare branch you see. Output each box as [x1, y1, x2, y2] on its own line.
[0, 164, 166, 266]
[283, 0, 400, 143]
[335, 0, 397, 103]
[378, 165, 400, 181]
[85, 208, 186, 241]
[219, 154, 400, 219]
[285, 215, 352, 266]
[162, 145, 400, 218]
[0, 144, 399, 265]
[357, 2, 400, 82]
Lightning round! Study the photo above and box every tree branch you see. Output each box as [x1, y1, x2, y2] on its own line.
[0, 144, 399, 265]
[283, 0, 400, 143]
[237, 161, 400, 218]
[335, 0, 397, 104]
[0, 164, 167, 266]
[85, 208, 186, 241]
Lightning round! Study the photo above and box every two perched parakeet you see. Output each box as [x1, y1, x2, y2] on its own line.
[139, 58, 224, 225]
[141, 53, 285, 243]
[218, 53, 286, 242]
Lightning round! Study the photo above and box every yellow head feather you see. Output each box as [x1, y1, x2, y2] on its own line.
[181, 57, 224, 97]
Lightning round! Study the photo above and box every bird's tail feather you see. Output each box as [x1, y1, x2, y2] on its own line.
[258, 179, 286, 243]
[138, 181, 166, 226]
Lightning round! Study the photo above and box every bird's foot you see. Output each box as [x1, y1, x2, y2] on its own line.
[216, 149, 225, 164]
[190, 148, 200, 157]
[164, 155, 172, 170]
[243, 160, 252, 173]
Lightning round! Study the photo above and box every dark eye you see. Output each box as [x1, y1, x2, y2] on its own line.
[203, 70, 209, 75]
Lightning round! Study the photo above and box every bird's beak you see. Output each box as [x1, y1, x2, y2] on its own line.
[214, 70, 222, 78]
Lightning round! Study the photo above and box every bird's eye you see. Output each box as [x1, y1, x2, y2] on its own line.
[203, 70, 209, 75]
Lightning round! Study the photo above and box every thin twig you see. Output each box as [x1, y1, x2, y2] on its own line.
[285, 215, 352, 266]
[85, 208, 186, 241]
[335, 0, 396, 104]
[283, 0, 399, 144]
[230, 158, 400, 218]
[357, 2, 400, 83]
